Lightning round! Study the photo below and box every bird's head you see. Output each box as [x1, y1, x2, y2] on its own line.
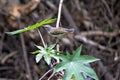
[43, 25, 52, 32]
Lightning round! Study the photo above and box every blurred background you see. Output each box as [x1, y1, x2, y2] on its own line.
[0, 0, 120, 80]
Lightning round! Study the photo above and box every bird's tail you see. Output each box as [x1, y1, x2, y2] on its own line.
[65, 28, 75, 33]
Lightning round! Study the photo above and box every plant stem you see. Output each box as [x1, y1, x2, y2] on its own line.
[37, 29, 45, 47]
[48, 73, 54, 80]
[56, 0, 64, 51]
[17, 18, 33, 80]
[39, 69, 53, 80]
[56, 0, 64, 28]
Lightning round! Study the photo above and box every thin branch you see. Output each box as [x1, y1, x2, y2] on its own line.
[74, 0, 81, 11]
[80, 30, 120, 37]
[62, 5, 79, 33]
[98, 61, 115, 80]
[101, 0, 113, 18]
[48, 73, 54, 80]
[37, 29, 45, 47]
[0, 29, 5, 54]
[56, 0, 64, 28]
[56, 0, 64, 51]
[17, 18, 33, 80]
[1, 51, 17, 64]
[75, 35, 116, 52]
[39, 69, 53, 80]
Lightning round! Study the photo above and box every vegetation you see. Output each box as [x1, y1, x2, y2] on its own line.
[6, 19, 99, 80]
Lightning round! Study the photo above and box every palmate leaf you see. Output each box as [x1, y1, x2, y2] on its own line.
[54, 45, 100, 80]
[34, 44, 60, 65]
[6, 18, 56, 35]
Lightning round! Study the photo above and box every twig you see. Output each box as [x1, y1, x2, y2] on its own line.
[98, 61, 115, 80]
[17, 18, 33, 80]
[75, 35, 116, 52]
[0, 29, 5, 54]
[80, 30, 120, 37]
[62, 5, 79, 33]
[39, 69, 53, 80]
[1, 51, 17, 64]
[48, 73, 54, 80]
[55, 0, 64, 51]
[74, 0, 81, 11]
[109, 39, 120, 48]
[102, 10, 112, 28]
[37, 29, 45, 47]
[101, 0, 113, 18]
[56, 0, 64, 28]
[62, 5, 116, 52]
[0, 78, 16, 80]
[29, 15, 46, 47]
[45, 1, 57, 11]
[115, 63, 120, 80]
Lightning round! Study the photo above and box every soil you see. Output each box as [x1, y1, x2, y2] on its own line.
[0, 0, 120, 80]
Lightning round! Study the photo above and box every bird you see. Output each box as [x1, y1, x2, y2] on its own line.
[43, 25, 74, 39]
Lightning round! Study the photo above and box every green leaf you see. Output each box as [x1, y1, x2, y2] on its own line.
[78, 65, 98, 80]
[6, 18, 56, 35]
[48, 44, 56, 50]
[34, 44, 44, 51]
[44, 54, 51, 65]
[75, 55, 100, 64]
[31, 50, 40, 55]
[35, 44, 60, 65]
[54, 45, 100, 80]
[73, 45, 83, 58]
[36, 53, 44, 63]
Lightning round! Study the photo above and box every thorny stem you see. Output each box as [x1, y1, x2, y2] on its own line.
[37, 29, 45, 47]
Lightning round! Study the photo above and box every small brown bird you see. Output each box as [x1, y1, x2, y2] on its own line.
[43, 25, 74, 39]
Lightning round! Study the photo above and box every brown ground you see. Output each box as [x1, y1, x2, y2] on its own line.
[0, 0, 120, 80]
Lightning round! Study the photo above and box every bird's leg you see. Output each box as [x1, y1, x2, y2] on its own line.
[55, 38, 60, 63]
[56, 38, 60, 44]
[55, 38, 60, 51]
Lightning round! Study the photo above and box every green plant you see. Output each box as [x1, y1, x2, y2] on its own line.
[54, 45, 99, 80]
[32, 44, 60, 65]
[6, 18, 56, 35]
[6, 18, 100, 80]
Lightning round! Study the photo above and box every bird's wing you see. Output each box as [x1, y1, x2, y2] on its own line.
[61, 28, 75, 33]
